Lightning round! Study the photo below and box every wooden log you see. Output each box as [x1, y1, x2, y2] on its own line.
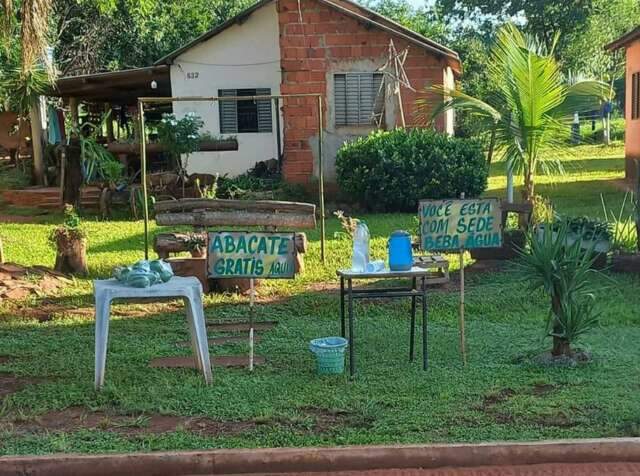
[153, 232, 207, 259]
[156, 210, 316, 229]
[106, 139, 238, 155]
[53, 237, 88, 276]
[294, 233, 308, 253]
[154, 198, 316, 215]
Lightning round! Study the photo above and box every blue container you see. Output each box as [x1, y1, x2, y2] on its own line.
[388, 230, 413, 271]
[309, 337, 348, 375]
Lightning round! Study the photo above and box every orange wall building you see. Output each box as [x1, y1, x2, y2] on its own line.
[607, 27, 640, 183]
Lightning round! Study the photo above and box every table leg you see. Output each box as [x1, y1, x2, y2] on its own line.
[94, 293, 111, 390]
[410, 277, 416, 362]
[348, 278, 355, 378]
[340, 276, 346, 338]
[422, 277, 428, 371]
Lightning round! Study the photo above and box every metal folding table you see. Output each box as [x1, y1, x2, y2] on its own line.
[337, 267, 429, 377]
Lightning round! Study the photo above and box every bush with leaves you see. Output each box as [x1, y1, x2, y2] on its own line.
[516, 222, 603, 357]
[157, 113, 204, 169]
[336, 128, 487, 212]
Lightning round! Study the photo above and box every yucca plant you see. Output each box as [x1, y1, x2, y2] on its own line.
[516, 221, 602, 357]
[422, 23, 609, 203]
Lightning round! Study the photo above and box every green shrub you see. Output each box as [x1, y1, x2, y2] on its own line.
[336, 128, 488, 212]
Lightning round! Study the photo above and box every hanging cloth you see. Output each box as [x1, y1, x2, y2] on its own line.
[47, 105, 62, 144]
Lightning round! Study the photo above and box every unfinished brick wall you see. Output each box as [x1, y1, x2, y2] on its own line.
[277, 0, 455, 184]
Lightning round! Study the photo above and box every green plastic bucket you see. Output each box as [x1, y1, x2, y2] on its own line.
[309, 337, 348, 375]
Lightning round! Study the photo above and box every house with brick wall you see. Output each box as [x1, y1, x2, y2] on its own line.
[607, 27, 640, 183]
[154, 0, 461, 186]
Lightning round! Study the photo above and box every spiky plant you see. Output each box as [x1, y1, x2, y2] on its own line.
[421, 23, 609, 203]
[516, 221, 602, 356]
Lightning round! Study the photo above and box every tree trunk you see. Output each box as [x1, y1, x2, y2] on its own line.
[603, 114, 611, 146]
[551, 336, 572, 357]
[99, 187, 112, 219]
[524, 168, 534, 203]
[29, 98, 45, 186]
[54, 236, 88, 276]
[62, 140, 83, 210]
[550, 292, 571, 356]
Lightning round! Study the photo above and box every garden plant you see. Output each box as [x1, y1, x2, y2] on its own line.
[425, 23, 610, 203]
[516, 221, 603, 359]
[336, 128, 487, 212]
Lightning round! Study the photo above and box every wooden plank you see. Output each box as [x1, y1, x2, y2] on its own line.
[176, 335, 263, 348]
[107, 140, 238, 154]
[156, 210, 316, 229]
[154, 198, 316, 215]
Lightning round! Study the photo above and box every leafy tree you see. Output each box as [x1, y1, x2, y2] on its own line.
[1, 0, 55, 185]
[436, 0, 596, 56]
[562, 0, 640, 143]
[365, 0, 450, 43]
[53, 0, 254, 75]
[425, 24, 609, 203]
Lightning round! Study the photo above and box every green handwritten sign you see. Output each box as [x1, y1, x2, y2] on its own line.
[419, 198, 503, 251]
[208, 231, 296, 279]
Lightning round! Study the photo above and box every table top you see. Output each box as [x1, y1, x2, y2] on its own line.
[337, 266, 434, 279]
[93, 276, 202, 296]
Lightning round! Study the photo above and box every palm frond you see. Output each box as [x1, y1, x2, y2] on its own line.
[19, 0, 52, 72]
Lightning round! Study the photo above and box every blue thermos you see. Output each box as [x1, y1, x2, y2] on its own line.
[388, 230, 413, 271]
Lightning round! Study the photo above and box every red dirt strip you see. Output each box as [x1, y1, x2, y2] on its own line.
[240, 462, 640, 475]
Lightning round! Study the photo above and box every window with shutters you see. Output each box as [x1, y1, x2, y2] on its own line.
[218, 88, 272, 133]
[334, 73, 384, 127]
[633, 73, 640, 120]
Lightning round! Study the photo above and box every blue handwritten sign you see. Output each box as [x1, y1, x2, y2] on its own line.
[419, 199, 503, 251]
[208, 231, 296, 279]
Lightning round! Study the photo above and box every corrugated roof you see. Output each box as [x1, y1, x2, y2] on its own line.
[605, 26, 640, 51]
[154, 0, 461, 72]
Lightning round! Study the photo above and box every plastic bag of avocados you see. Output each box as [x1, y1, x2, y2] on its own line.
[112, 260, 173, 288]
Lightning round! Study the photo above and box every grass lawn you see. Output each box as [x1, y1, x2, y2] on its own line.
[0, 143, 639, 456]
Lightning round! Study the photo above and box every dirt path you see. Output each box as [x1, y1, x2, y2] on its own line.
[252, 463, 640, 475]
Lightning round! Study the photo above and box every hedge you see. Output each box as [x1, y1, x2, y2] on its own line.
[336, 128, 488, 212]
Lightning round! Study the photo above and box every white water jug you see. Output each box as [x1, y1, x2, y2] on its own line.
[351, 222, 370, 272]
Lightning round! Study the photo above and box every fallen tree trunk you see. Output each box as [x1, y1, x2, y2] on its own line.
[154, 198, 316, 215]
[156, 210, 316, 229]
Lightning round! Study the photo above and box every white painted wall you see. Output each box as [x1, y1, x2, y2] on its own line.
[169, 2, 282, 177]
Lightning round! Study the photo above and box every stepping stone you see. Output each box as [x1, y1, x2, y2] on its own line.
[206, 321, 277, 332]
[150, 355, 265, 369]
[176, 335, 263, 348]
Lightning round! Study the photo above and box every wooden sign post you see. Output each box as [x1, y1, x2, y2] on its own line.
[209, 231, 297, 370]
[419, 198, 503, 365]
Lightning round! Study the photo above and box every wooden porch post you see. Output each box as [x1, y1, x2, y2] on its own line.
[69, 97, 79, 132]
[104, 103, 114, 142]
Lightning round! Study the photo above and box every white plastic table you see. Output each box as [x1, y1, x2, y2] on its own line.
[93, 276, 212, 389]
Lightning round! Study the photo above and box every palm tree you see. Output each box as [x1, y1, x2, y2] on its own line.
[1, 0, 54, 186]
[423, 24, 609, 203]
